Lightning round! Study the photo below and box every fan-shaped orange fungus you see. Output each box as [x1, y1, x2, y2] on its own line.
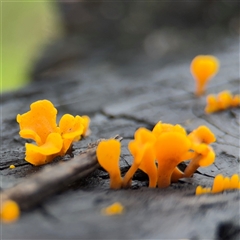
[17, 100, 59, 146]
[155, 132, 192, 188]
[184, 126, 216, 178]
[205, 91, 240, 113]
[152, 121, 186, 137]
[196, 174, 240, 195]
[122, 128, 157, 188]
[59, 114, 87, 155]
[17, 100, 90, 166]
[25, 133, 63, 165]
[96, 139, 122, 189]
[188, 125, 216, 146]
[0, 200, 20, 223]
[190, 55, 219, 96]
[101, 202, 124, 215]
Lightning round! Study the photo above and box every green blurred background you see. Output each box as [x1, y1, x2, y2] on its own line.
[1, 0, 62, 92]
[1, 1, 239, 92]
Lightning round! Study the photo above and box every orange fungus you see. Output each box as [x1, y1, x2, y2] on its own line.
[190, 55, 219, 96]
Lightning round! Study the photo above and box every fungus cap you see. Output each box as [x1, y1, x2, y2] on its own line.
[217, 91, 233, 110]
[190, 55, 219, 96]
[194, 144, 215, 167]
[205, 94, 219, 113]
[155, 132, 191, 188]
[16, 100, 59, 145]
[96, 139, 122, 189]
[124, 128, 157, 188]
[59, 114, 84, 140]
[152, 122, 186, 138]
[211, 174, 224, 193]
[188, 125, 216, 145]
[25, 132, 63, 165]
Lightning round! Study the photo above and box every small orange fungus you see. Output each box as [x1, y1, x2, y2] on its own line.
[155, 131, 191, 188]
[95, 121, 217, 190]
[211, 174, 225, 193]
[9, 165, 15, 169]
[152, 121, 186, 137]
[184, 144, 215, 178]
[0, 200, 20, 223]
[196, 174, 240, 195]
[190, 55, 219, 96]
[152, 122, 188, 184]
[205, 91, 240, 113]
[17, 100, 90, 166]
[96, 139, 122, 189]
[101, 202, 124, 216]
[122, 128, 157, 188]
[184, 126, 216, 178]
[188, 125, 216, 146]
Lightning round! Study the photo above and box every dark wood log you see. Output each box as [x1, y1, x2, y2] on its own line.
[0, 136, 122, 210]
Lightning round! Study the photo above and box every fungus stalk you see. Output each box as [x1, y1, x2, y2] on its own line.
[190, 55, 219, 96]
[184, 145, 215, 178]
[96, 139, 122, 189]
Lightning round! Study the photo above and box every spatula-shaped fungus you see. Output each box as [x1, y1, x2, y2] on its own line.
[184, 144, 215, 178]
[122, 128, 157, 188]
[185, 126, 216, 177]
[188, 125, 216, 146]
[155, 132, 191, 188]
[17, 100, 59, 146]
[211, 174, 225, 193]
[59, 114, 85, 155]
[230, 174, 239, 189]
[190, 55, 219, 96]
[153, 122, 189, 183]
[96, 139, 122, 189]
[17, 100, 90, 166]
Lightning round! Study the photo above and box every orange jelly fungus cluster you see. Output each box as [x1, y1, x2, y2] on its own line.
[196, 174, 240, 195]
[0, 200, 20, 223]
[96, 122, 216, 189]
[17, 100, 90, 166]
[190, 55, 219, 96]
[205, 91, 240, 114]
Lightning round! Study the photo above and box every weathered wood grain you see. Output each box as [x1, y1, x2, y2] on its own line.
[1, 30, 239, 239]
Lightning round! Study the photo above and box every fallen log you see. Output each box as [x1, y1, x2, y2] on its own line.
[1, 136, 122, 210]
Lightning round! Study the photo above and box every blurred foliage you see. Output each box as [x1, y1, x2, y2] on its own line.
[1, 0, 62, 92]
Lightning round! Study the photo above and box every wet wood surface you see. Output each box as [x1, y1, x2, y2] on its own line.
[1, 30, 239, 239]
